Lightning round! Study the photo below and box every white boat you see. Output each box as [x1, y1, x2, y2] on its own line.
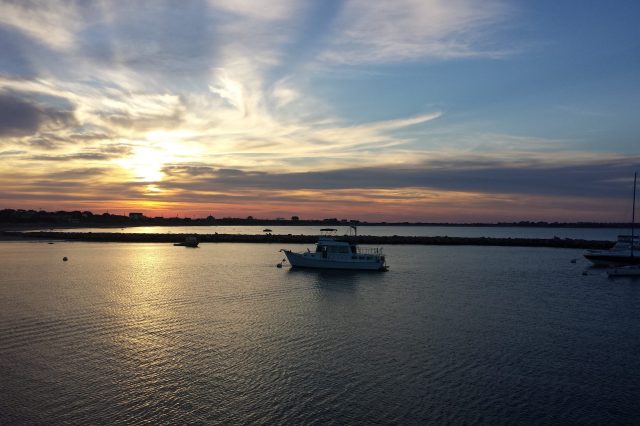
[608, 265, 640, 277]
[584, 235, 640, 266]
[280, 229, 388, 271]
[585, 172, 639, 267]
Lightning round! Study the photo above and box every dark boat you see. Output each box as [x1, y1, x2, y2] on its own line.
[584, 235, 640, 266]
[585, 172, 639, 266]
[174, 236, 199, 247]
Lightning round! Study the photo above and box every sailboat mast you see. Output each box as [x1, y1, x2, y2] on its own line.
[632, 172, 637, 257]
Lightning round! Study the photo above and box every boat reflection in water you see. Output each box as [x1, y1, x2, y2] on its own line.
[280, 228, 388, 271]
[608, 265, 640, 277]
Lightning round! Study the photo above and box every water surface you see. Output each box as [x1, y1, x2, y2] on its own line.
[1, 242, 638, 424]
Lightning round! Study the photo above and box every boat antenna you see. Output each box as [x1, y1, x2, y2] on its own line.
[632, 171, 637, 258]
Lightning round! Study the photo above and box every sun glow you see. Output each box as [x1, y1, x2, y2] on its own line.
[117, 133, 202, 183]
[144, 184, 163, 194]
[118, 146, 169, 182]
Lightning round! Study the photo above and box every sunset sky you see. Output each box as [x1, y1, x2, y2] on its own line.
[1, 0, 639, 222]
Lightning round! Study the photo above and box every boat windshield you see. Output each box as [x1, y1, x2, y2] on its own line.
[316, 244, 351, 254]
[320, 228, 337, 236]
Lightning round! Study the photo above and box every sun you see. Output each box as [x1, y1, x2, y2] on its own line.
[120, 146, 168, 182]
[117, 131, 202, 183]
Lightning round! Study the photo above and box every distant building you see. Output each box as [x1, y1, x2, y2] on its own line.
[291, 216, 299, 221]
[129, 212, 144, 220]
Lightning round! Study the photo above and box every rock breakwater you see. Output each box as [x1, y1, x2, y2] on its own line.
[2, 231, 614, 249]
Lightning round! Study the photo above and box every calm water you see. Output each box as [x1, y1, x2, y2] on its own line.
[1, 241, 639, 424]
[38, 225, 628, 241]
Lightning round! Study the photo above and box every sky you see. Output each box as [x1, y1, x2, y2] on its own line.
[0, 0, 639, 222]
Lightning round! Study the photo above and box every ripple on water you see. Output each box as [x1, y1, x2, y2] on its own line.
[1, 243, 640, 424]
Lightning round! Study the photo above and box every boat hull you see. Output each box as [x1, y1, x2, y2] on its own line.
[174, 242, 199, 247]
[283, 250, 387, 271]
[583, 253, 640, 267]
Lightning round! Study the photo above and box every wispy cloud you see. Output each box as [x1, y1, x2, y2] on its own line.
[0, 1, 635, 221]
[208, 0, 299, 21]
[0, 0, 83, 50]
[0, 149, 26, 158]
[320, 0, 513, 64]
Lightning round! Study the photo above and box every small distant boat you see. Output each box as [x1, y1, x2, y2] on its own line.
[263, 229, 273, 233]
[608, 265, 640, 277]
[585, 172, 639, 267]
[280, 229, 388, 271]
[174, 236, 199, 247]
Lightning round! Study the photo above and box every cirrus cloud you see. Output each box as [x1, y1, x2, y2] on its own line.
[320, 0, 512, 64]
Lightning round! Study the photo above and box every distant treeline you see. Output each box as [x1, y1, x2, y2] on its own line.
[0, 208, 633, 228]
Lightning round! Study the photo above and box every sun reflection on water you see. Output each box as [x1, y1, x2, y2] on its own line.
[106, 246, 188, 373]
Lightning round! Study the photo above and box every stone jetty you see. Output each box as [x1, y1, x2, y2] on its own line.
[1, 230, 614, 250]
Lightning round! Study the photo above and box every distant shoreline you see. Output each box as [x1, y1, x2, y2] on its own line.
[2, 231, 615, 250]
[0, 222, 634, 231]
[1, 209, 637, 230]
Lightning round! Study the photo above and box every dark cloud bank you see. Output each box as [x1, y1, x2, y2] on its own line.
[0, 93, 76, 137]
[162, 158, 640, 199]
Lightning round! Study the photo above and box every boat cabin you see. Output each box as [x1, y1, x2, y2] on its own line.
[612, 235, 640, 250]
[315, 238, 356, 256]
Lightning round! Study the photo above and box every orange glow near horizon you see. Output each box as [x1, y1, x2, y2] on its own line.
[0, 187, 630, 223]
